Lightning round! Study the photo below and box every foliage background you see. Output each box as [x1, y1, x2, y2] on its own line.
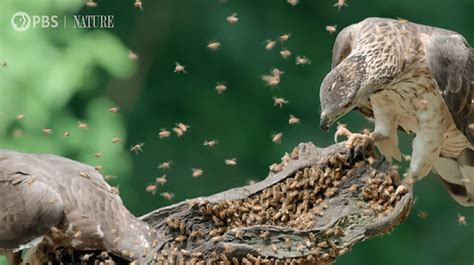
[0, 0, 473, 264]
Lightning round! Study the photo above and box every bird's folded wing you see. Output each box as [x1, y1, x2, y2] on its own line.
[0, 170, 64, 250]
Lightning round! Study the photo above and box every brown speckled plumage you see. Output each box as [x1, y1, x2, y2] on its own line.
[0, 150, 160, 264]
[320, 17, 474, 206]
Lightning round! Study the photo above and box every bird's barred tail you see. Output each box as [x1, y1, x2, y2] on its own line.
[433, 149, 474, 206]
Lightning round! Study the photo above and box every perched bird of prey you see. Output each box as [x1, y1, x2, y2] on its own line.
[0, 150, 161, 264]
[319, 18, 474, 206]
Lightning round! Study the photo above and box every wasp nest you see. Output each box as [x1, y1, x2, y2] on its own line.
[141, 140, 412, 265]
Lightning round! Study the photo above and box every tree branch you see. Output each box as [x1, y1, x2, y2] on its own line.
[135, 139, 413, 264]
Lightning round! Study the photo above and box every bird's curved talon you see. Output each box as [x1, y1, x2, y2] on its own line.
[334, 123, 352, 143]
[348, 133, 374, 160]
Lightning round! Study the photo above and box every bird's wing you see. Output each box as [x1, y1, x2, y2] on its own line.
[331, 23, 356, 69]
[0, 165, 64, 250]
[424, 34, 474, 145]
[0, 150, 159, 262]
[424, 34, 474, 206]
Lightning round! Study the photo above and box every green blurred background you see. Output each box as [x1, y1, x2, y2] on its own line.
[0, 0, 473, 264]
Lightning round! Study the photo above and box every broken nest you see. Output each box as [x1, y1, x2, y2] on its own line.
[138, 137, 413, 265]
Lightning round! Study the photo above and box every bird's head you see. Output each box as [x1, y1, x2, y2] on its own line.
[319, 50, 402, 131]
[319, 19, 410, 131]
[319, 55, 367, 131]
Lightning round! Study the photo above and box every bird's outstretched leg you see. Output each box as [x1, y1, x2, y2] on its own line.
[368, 95, 402, 163]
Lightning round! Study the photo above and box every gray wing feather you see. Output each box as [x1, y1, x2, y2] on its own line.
[425, 34, 474, 206]
[0, 150, 159, 262]
[331, 24, 354, 69]
[0, 170, 64, 250]
[425, 34, 474, 145]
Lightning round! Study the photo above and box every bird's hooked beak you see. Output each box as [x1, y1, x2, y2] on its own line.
[319, 106, 353, 131]
[319, 113, 334, 131]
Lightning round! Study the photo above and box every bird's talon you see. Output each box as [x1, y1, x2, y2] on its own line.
[334, 124, 352, 143]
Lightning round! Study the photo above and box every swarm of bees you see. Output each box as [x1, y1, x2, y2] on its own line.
[152, 141, 409, 263]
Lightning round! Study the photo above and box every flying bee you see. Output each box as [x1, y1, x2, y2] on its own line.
[128, 50, 138, 61]
[288, 114, 300, 125]
[112, 137, 122, 144]
[173, 127, 184, 137]
[156, 175, 167, 185]
[85, 0, 97, 8]
[146, 184, 157, 195]
[42, 128, 53, 135]
[215, 83, 227, 94]
[280, 49, 292, 59]
[265, 39, 276, 50]
[158, 129, 171, 139]
[130, 143, 144, 154]
[334, 0, 347, 10]
[417, 211, 428, 219]
[78, 122, 88, 129]
[176, 122, 189, 132]
[295, 55, 311, 65]
[326, 25, 337, 34]
[287, 0, 299, 6]
[134, 0, 143, 9]
[262, 68, 283, 87]
[158, 161, 173, 170]
[161, 192, 175, 200]
[174, 62, 187, 74]
[192, 168, 203, 178]
[207, 41, 221, 50]
[273, 97, 289, 108]
[279, 33, 291, 42]
[79, 172, 89, 179]
[457, 213, 467, 226]
[108, 107, 119, 114]
[272, 132, 283, 143]
[226, 13, 238, 24]
[204, 139, 219, 147]
[225, 158, 237, 166]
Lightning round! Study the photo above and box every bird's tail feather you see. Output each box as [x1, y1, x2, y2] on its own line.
[432, 149, 474, 206]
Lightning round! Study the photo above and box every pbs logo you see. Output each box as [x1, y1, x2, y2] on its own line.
[11, 11, 59, 32]
[11, 12, 31, 32]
